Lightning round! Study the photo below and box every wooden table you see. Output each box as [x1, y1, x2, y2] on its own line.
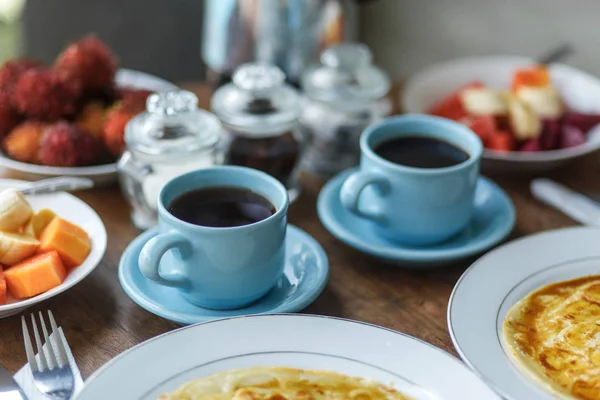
[0, 83, 594, 378]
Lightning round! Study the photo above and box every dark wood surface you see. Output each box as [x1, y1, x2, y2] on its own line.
[0, 83, 593, 378]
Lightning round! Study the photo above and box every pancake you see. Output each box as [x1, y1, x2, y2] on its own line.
[503, 275, 600, 400]
[159, 366, 414, 399]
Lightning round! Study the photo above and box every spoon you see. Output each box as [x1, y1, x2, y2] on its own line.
[17, 177, 94, 195]
[536, 44, 574, 65]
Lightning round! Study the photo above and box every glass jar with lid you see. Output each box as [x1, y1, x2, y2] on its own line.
[211, 62, 304, 202]
[300, 42, 391, 179]
[118, 90, 223, 230]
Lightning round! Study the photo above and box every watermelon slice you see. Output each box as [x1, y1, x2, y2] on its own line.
[486, 130, 515, 152]
[460, 114, 496, 144]
[427, 81, 484, 121]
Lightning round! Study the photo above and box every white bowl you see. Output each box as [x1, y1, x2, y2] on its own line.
[0, 179, 107, 318]
[0, 68, 178, 185]
[402, 56, 600, 172]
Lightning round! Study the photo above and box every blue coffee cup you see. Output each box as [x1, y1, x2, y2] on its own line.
[138, 166, 288, 310]
[340, 114, 482, 246]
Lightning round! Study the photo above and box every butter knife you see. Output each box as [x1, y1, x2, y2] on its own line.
[18, 177, 94, 196]
[530, 178, 600, 226]
[0, 365, 27, 399]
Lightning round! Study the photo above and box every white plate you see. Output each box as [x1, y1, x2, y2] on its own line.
[0, 179, 107, 318]
[0, 68, 177, 185]
[75, 314, 500, 400]
[402, 56, 600, 172]
[448, 226, 600, 399]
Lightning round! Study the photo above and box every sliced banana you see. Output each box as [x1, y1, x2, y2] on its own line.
[0, 188, 33, 232]
[0, 232, 39, 265]
[503, 92, 542, 141]
[24, 209, 56, 238]
[460, 87, 507, 115]
[516, 86, 563, 119]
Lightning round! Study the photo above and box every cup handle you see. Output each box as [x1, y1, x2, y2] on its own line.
[138, 232, 192, 289]
[340, 171, 390, 221]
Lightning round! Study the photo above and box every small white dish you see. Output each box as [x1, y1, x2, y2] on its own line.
[402, 56, 600, 172]
[448, 226, 600, 400]
[0, 179, 107, 318]
[0, 68, 177, 185]
[74, 314, 501, 400]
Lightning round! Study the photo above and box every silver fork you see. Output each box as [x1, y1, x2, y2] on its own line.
[21, 311, 75, 399]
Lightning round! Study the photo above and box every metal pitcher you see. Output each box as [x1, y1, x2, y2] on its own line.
[201, 0, 362, 85]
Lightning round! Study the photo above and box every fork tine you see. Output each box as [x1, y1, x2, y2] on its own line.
[48, 311, 69, 368]
[30, 313, 49, 371]
[21, 316, 38, 372]
[38, 311, 57, 370]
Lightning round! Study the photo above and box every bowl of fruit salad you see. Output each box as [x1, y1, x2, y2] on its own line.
[0, 180, 106, 318]
[402, 56, 600, 171]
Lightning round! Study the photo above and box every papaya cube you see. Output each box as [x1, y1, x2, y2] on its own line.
[4, 251, 67, 299]
[38, 217, 91, 268]
[0, 266, 6, 305]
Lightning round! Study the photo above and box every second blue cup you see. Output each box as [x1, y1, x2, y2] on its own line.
[340, 115, 483, 246]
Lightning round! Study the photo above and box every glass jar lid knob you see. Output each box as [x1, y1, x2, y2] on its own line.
[147, 90, 199, 116]
[232, 63, 286, 93]
[321, 43, 372, 72]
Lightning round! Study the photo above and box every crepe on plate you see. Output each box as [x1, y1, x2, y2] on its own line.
[159, 366, 413, 399]
[503, 275, 600, 400]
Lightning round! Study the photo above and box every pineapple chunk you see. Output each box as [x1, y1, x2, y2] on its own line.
[516, 86, 563, 118]
[459, 87, 507, 115]
[503, 92, 542, 140]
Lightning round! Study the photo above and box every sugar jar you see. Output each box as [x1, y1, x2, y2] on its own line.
[300, 42, 391, 179]
[118, 90, 223, 230]
[211, 63, 304, 202]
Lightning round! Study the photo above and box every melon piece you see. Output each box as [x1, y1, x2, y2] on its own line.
[3, 251, 67, 299]
[38, 218, 91, 268]
[24, 209, 56, 238]
[0, 266, 6, 305]
[511, 65, 550, 92]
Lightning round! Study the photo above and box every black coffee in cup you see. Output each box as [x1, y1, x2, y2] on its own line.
[374, 136, 469, 169]
[167, 187, 275, 228]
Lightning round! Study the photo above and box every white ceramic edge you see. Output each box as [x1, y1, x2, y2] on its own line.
[447, 226, 600, 400]
[0, 68, 178, 178]
[0, 179, 107, 313]
[316, 170, 515, 265]
[402, 55, 600, 163]
[75, 314, 501, 399]
[117, 224, 330, 325]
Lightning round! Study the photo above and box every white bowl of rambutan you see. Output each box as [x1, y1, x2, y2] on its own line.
[0, 35, 177, 185]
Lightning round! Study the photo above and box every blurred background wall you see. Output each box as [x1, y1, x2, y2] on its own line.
[0, 0, 598, 82]
[359, 0, 600, 79]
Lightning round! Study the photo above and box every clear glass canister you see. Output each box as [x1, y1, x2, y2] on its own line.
[211, 63, 304, 202]
[118, 90, 223, 230]
[300, 42, 391, 179]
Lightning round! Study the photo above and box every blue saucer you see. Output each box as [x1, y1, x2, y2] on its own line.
[317, 168, 515, 268]
[118, 225, 329, 325]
